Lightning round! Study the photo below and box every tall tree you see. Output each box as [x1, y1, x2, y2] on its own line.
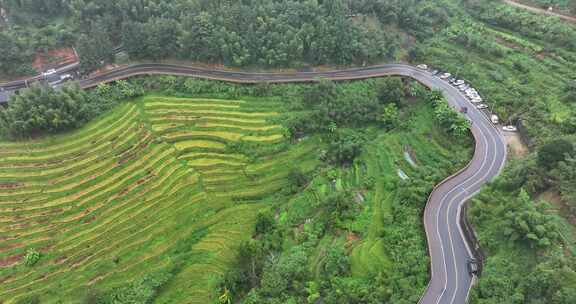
[76, 19, 114, 74]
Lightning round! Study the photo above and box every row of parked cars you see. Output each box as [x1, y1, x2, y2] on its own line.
[416, 64, 517, 132]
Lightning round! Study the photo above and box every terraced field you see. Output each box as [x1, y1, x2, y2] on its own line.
[0, 96, 318, 303]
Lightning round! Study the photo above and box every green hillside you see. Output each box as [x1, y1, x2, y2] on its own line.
[0, 95, 318, 303]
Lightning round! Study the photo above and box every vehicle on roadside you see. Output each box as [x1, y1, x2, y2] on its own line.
[467, 92, 480, 99]
[459, 84, 470, 91]
[42, 69, 57, 77]
[417, 64, 428, 70]
[471, 97, 483, 103]
[440, 73, 452, 79]
[460, 107, 468, 114]
[491, 114, 499, 124]
[60, 74, 73, 82]
[503, 125, 518, 132]
[448, 77, 457, 83]
[476, 103, 488, 109]
[431, 70, 440, 76]
[454, 80, 465, 86]
[467, 259, 480, 275]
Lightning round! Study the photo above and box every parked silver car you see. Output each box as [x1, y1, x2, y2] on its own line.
[503, 125, 518, 132]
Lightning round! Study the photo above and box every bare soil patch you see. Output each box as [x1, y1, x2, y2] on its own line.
[504, 132, 528, 158]
[32, 48, 78, 72]
[0, 242, 22, 253]
[0, 253, 24, 267]
[0, 182, 23, 189]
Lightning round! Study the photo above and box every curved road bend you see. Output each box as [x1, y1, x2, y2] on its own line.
[2, 63, 508, 304]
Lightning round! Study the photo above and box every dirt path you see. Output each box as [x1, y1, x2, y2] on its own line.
[503, 132, 528, 158]
[504, 0, 576, 24]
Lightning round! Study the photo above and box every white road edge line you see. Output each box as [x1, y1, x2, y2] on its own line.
[431, 83, 491, 304]
[448, 121, 499, 304]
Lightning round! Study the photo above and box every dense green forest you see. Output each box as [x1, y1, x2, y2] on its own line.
[0, 0, 457, 75]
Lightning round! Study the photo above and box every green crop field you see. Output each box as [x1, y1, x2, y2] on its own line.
[0, 96, 318, 303]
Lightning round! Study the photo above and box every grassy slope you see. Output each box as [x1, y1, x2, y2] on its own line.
[255, 101, 472, 302]
[350, 103, 470, 278]
[0, 95, 318, 303]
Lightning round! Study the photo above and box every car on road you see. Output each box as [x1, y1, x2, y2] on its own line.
[460, 107, 468, 114]
[417, 64, 428, 70]
[459, 84, 470, 91]
[471, 97, 483, 103]
[503, 125, 518, 132]
[476, 103, 488, 109]
[467, 259, 480, 275]
[431, 70, 440, 76]
[440, 72, 452, 79]
[454, 79, 465, 86]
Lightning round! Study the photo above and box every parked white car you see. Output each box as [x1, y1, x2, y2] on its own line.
[454, 80, 465, 86]
[476, 104, 488, 109]
[467, 92, 480, 98]
[60, 74, 73, 81]
[503, 125, 518, 132]
[417, 64, 428, 70]
[491, 115, 499, 124]
[440, 73, 452, 79]
[471, 97, 483, 103]
[42, 69, 57, 77]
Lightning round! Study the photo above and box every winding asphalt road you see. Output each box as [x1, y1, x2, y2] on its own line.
[0, 63, 507, 304]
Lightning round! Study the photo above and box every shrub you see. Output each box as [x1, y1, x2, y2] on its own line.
[324, 129, 366, 165]
[97, 272, 172, 304]
[15, 296, 40, 304]
[24, 249, 40, 267]
[255, 211, 275, 235]
[537, 139, 574, 169]
[430, 96, 470, 138]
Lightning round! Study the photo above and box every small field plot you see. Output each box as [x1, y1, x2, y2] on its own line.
[0, 95, 319, 303]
